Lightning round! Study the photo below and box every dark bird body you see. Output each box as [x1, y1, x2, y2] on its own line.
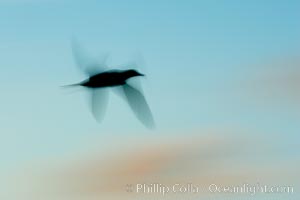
[79, 70, 143, 88]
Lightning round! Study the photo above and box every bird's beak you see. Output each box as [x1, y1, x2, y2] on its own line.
[139, 73, 145, 76]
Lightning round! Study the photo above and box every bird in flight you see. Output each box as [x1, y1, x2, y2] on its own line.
[64, 41, 155, 129]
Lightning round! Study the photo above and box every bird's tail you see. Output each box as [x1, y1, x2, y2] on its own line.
[60, 83, 82, 88]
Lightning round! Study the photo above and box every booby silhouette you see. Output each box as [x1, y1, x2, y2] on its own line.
[71, 69, 144, 88]
[64, 41, 155, 129]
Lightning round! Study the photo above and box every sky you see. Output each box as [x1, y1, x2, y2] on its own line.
[0, 1, 299, 198]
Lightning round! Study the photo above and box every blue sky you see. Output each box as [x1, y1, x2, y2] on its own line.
[0, 0, 300, 169]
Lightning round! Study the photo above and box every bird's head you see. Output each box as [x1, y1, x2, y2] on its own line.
[125, 69, 145, 78]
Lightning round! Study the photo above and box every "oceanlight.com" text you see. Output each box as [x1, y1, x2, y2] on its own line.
[130, 183, 294, 196]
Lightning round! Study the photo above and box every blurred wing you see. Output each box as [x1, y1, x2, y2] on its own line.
[112, 86, 126, 100]
[90, 88, 109, 123]
[122, 84, 155, 129]
[71, 40, 109, 76]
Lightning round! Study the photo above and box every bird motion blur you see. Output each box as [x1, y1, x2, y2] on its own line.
[63, 41, 155, 129]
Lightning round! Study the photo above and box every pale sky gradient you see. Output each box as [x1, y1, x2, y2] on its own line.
[0, 0, 299, 174]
